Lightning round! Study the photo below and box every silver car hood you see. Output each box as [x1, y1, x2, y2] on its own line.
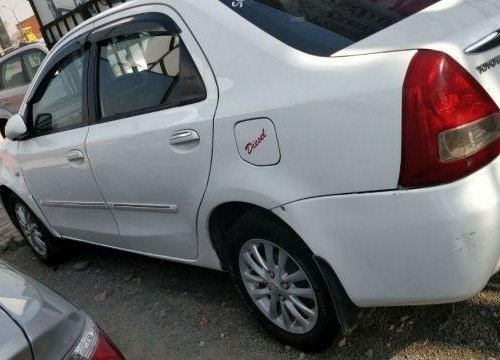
[0, 261, 85, 360]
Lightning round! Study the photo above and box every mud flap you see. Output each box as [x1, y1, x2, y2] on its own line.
[314, 256, 374, 335]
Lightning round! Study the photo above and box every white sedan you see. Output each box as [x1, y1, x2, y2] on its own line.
[0, 0, 499, 351]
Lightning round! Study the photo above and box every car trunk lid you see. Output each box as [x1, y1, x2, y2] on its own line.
[337, 0, 500, 104]
[0, 262, 85, 360]
[338, 1, 500, 57]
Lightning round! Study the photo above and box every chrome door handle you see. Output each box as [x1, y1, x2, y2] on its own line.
[66, 149, 85, 163]
[169, 130, 200, 145]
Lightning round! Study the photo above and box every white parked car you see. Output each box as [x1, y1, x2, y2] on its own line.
[0, 0, 499, 351]
[0, 43, 48, 137]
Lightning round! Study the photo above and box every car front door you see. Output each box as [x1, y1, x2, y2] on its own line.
[84, 10, 218, 260]
[17, 41, 122, 247]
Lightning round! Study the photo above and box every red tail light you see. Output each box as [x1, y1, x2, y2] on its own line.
[69, 316, 124, 360]
[400, 50, 500, 188]
[91, 328, 125, 360]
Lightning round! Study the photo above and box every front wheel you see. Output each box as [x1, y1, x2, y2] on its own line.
[10, 196, 62, 264]
[0, 119, 7, 138]
[226, 211, 340, 352]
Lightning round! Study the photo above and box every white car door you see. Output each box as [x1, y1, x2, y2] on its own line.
[84, 10, 218, 260]
[17, 41, 122, 247]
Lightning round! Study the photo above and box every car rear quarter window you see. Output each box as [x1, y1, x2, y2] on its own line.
[220, 0, 440, 56]
[0, 56, 27, 89]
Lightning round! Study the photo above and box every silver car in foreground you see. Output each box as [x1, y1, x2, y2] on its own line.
[0, 261, 124, 360]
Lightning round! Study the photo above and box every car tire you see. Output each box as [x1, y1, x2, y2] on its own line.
[0, 119, 7, 138]
[8, 194, 63, 264]
[226, 210, 341, 352]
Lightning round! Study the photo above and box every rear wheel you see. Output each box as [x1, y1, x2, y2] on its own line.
[226, 210, 340, 352]
[9, 195, 62, 264]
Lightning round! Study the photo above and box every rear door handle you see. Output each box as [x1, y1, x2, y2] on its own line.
[66, 149, 85, 163]
[169, 130, 200, 145]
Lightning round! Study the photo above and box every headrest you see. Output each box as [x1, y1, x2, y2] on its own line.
[145, 35, 180, 77]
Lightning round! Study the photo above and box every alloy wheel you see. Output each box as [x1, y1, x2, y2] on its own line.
[14, 203, 47, 256]
[239, 239, 318, 334]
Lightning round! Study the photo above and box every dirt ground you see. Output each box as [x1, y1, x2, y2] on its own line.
[1, 212, 499, 360]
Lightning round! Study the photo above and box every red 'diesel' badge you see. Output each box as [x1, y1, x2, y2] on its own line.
[245, 129, 267, 155]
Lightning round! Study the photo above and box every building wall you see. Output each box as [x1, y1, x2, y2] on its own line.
[19, 16, 42, 39]
[29, 0, 90, 26]
[0, 17, 11, 49]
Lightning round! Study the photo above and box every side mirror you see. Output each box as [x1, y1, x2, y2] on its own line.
[5, 114, 27, 140]
[35, 113, 53, 132]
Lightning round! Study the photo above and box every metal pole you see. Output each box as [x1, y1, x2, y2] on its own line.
[26, 0, 50, 45]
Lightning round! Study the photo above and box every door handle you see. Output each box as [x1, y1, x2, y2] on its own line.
[169, 130, 200, 145]
[66, 149, 85, 163]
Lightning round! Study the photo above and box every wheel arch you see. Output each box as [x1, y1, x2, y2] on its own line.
[0, 185, 18, 228]
[0, 184, 58, 238]
[207, 200, 372, 335]
[208, 202, 278, 270]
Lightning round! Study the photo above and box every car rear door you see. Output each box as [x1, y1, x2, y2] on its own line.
[84, 8, 218, 260]
[17, 38, 122, 247]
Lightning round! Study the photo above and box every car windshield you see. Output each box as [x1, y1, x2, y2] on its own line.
[219, 0, 441, 56]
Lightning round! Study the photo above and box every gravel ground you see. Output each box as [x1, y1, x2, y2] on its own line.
[1, 214, 499, 359]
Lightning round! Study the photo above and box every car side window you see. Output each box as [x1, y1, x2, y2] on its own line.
[98, 31, 206, 120]
[0, 56, 27, 89]
[22, 50, 47, 81]
[31, 52, 85, 134]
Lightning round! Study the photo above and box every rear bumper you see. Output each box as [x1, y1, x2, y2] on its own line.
[273, 157, 500, 308]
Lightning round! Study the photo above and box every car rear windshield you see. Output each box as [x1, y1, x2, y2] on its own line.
[219, 0, 440, 56]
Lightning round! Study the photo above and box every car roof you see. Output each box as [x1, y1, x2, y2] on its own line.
[0, 42, 48, 64]
[52, 0, 172, 50]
